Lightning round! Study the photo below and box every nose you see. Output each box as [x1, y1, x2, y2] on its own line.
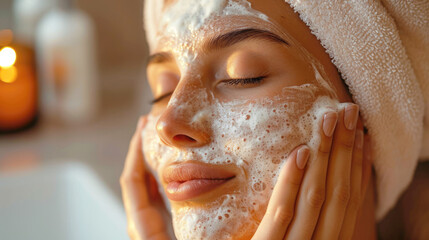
[156, 106, 211, 148]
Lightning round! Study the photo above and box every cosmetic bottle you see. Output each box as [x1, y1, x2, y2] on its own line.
[36, 0, 98, 124]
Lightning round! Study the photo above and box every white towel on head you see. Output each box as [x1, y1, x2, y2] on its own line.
[285, 0, 429, 220]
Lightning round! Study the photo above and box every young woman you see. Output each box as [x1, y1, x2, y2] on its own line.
[120, 0, 428, 239]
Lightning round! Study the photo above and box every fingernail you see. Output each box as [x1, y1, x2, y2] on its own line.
[296, 146, 310, 170]
[344, 104, 359, 130]
[355, 129, 364, 149]
[323, 112, 338, 137]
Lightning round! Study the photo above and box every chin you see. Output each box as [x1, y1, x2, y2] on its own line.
[170, 192, 267, 240]
[165, 172, 273, 240]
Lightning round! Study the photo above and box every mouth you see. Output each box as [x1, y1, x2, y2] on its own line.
[163, 162, 236, 201]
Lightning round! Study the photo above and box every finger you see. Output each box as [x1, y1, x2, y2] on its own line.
[339, 122, 364, 240]
[252, 145, 310, 240]
[360, 133, 372, 198]
[121, 116, 150, 211]
[120, 116, 169, 240]
[313, 104, 359, 240]
[285, 111, 338, 239]
[122, 116, 147, 178]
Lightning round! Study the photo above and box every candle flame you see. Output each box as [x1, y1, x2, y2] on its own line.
[0, 66, 17, 83]
[0, 47, 17, 68]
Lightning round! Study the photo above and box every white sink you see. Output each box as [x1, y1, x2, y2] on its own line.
[0, 162, 128, 240]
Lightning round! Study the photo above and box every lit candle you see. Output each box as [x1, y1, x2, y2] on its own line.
[0, 30, 38, 133]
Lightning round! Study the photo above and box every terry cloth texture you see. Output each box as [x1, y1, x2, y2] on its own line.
[285, 0, 429, 220]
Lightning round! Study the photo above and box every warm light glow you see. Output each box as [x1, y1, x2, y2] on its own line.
[0, 66, 17, 83]
[0, 47, 17, 68]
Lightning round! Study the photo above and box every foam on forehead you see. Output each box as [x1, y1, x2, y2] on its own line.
[144, 0, 268, 53]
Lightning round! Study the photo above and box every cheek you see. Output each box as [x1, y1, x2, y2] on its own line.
[199, 86, 324, 231]
[212, 85, 320, 199]
[220, 84, 319, 159]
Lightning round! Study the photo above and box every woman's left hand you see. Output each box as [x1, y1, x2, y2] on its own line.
[253, 104, 373, 240]
[288, 104, 372, 240]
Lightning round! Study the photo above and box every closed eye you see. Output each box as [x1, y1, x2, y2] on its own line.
[150, 92, 173, 105]
[221, 76, 266, 87]
[151, 76, 267, 104]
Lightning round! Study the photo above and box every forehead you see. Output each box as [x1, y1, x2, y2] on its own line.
[144, 0, 272, 53]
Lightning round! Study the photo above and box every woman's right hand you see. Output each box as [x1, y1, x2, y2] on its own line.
[252, 104, 372, 240]
[120, 116, 171, 240]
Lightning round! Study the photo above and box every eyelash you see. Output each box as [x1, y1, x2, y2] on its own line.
[222, 76, 266, 86]
[150, 92, 173, 105]
[150, 76, 267, 105]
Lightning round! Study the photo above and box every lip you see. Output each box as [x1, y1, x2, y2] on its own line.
[163, 162, 236, 201]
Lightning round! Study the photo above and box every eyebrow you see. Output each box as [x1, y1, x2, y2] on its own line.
[147, 52, 173, 66]
[147, 28, 289, 66]
[205, 28, 289, 51]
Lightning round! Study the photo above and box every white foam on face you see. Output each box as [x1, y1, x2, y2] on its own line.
[143, 83, 347, 239]
[142, 0, 345, 239]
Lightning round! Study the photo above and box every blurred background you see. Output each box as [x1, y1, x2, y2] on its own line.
[0, 0, 152, 239]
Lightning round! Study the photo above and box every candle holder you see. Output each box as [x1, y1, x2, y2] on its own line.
[0, 30, 38, 133]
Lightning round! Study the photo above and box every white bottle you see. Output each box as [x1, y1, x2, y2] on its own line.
[36, 0, 98, 124]
[13, 0, 55, 45]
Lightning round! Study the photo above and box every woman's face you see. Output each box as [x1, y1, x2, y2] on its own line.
[143, 0, 350, 239]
